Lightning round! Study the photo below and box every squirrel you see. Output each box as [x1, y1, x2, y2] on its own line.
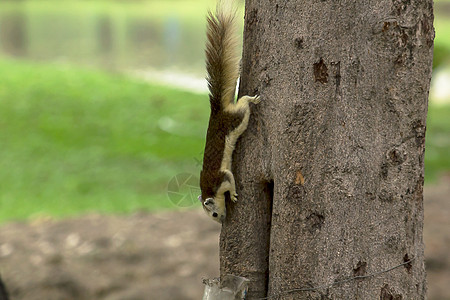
[198, 1, 260, 223]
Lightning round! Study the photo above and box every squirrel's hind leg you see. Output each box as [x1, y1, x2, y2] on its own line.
[222, 169, 238, 202]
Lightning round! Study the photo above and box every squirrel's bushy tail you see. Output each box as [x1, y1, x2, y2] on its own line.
[205, 1, 239, 113]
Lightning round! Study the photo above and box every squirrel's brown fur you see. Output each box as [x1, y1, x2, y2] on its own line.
[199, 1, 260, 223]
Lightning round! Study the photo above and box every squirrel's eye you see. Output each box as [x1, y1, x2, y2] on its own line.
[212, 212, 218, 218]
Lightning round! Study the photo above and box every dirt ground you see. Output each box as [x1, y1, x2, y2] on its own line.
[0, 177, 449, 300]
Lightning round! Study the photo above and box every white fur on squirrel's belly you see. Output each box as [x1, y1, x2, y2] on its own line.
[220, 99, 252, 172]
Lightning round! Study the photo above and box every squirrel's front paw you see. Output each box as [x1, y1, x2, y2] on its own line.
[250, 95, 261, 104]
[231, 193, 238, 202]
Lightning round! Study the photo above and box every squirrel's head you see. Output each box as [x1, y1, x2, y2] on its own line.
[198, 195, 225, 223]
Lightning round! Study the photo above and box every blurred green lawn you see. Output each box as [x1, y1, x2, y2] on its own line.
[0, 58, 448, 222]
[0, 58, 208, 222]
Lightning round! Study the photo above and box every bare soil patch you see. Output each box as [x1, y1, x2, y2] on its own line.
[0, 177, 448, 300]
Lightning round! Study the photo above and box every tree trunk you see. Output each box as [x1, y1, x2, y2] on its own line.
[220, 0, 434, 299]
[0, 277, 8, 300]
[0, 9, 27, 57]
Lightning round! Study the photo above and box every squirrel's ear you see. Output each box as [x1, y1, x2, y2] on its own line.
[198, 195, 203, 203]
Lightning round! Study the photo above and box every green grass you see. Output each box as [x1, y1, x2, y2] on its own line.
[0, 58, 208, 222]
[425, 104, 450, 183]
[0, 59, 448, 222]
[435, 18, 450, 50]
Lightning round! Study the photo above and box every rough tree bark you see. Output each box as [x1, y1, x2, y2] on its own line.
[220, 0, 434, 299]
